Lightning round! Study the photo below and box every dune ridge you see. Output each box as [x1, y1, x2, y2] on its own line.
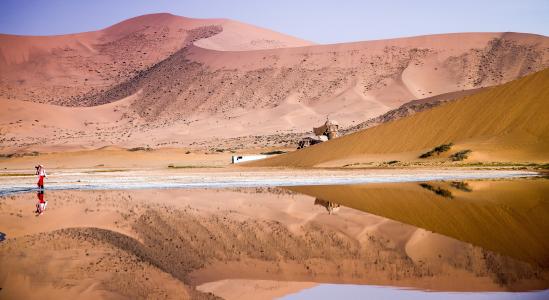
[1, 14, 548, 153]
[248, 67, 549, 167]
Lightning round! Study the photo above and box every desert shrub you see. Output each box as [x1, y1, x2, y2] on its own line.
[419, 143, 453, 158]
[433, 143, 453, 153]
[450, 150, 472, 161]
[386, 160, 400, 164]
[419, 151, 435, 158]
[261, 150, 287, 155]
[537, 163, 549, 170]
[128, 147, 152, 152]
[0, 151, 39, 158]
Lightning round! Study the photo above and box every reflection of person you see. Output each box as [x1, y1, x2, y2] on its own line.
[35, 164, 47, 189]
[35, 191, 47, 216]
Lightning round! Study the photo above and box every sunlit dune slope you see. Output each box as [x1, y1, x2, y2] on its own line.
[248, 68, 549, 167]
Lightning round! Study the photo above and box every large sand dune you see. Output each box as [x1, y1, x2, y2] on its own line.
[248, 68, 549, 167]
[0, 13, 312, 105]
[1, 14, 548, 152]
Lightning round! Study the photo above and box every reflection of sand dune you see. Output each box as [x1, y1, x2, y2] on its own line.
[1, 188, 546, 299]
[250, 68, 549, 167]
[289, 179, 549, 267]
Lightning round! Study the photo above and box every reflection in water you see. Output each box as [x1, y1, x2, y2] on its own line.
[34, 191, 47, 216]
[289, 179, 549, 267]
[283, 283, 549, 300]
[1, 180, 548, 298]
[450, 181, 473, 192]
[314, 198, 341, 214]
[419, 183, 454, 198]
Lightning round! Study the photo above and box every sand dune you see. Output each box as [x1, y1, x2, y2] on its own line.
[1, 14, 548, 152]
[248, 68, 549, 167]
[0, 13, 312, 105]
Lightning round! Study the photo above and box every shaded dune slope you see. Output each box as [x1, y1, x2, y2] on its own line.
[248, 68, 549, 167]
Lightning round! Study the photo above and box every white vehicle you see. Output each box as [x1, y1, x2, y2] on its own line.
[231, 155, 268, 164]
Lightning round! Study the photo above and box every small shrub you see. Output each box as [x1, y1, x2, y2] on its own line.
[419, 143, 453, 158]
[537, 163, 549, 170]
[0, 151, 39, 158]
[260, 150, 287, 155]
[450, 150, 472, 161]
[433, 143, 453, 153]
[128, 147, 152, 152]
[386, 160, 400, 165]
[419, 151, 434, 158]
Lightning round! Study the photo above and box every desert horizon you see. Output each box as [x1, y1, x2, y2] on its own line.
[1, 2, 548, 299]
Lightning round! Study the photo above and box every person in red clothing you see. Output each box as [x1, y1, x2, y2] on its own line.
[35, 164, 47, 189]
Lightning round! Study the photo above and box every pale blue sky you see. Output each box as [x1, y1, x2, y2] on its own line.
[1, 0, 548, 44]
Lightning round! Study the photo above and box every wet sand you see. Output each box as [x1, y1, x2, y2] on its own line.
[0, 178, 548, 299]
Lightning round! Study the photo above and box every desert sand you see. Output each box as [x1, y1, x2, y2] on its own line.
[248, 68, 549, 167]
[1, 11, 548, 300]
[1, 180, 547, 299]
[1, 14, 548, 153]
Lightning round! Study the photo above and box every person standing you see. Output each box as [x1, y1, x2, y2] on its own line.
[35, 164, 47, 189]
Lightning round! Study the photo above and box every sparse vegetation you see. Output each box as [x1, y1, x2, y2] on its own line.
[127, 147, 152, 152]
[168, 164, 221, 169]
[0, 173, 35, 177]
[450, 149, 472, 161]
[419, 143, 453, 158]
[539, 163, 549, 170]
[86, 169, 126, 173]
[386, 160, 400, 165]
[260, 150, 287, 155]
[0, 151, 39, 158]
